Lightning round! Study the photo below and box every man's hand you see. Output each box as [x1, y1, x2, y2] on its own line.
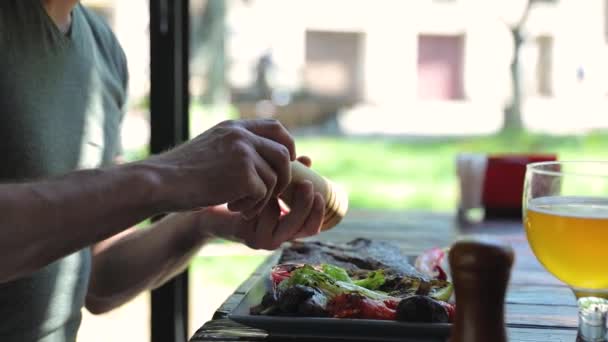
[196, 156, 325, 250]
[143, 119, 295, 218]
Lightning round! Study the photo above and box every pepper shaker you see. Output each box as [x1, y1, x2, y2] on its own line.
[449, 239, 514, 342]
[280, 160, 349, 231]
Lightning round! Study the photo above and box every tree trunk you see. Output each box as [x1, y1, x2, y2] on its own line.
[191, 0, 227, 105]
[503, 27, 524, 132]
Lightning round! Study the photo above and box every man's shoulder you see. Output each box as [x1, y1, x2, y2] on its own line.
[78, 5, 128, 86]
[79, 5, 116, 42]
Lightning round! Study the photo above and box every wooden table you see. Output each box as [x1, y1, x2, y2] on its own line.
[190, 210, 578, 341]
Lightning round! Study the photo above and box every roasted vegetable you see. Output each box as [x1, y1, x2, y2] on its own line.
[278, 285, 329, 316]
[396, 295, 450, 323]
[428, 280, 453, 302]
[297, 291, 330, 317]
[379, 274, 453, 301]
[250, 292, 279, 316]
[328, 293, 397, 320]
[250, 285, 329, 317]
[279, 285, 317, 313]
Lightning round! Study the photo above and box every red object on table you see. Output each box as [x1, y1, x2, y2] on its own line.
[482, 154, 556, 217]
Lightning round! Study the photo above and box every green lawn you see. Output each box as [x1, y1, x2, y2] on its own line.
[170, 103, 608, 210]
[128, 125, 608, 211]
[294, 132, 608, 211]
[190, 255, 268, 287]
[138, 103, 608, 211]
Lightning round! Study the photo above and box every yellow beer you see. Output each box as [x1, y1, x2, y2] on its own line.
[525, 196, 608, 290]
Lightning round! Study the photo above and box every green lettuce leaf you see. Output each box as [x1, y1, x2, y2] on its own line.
[353, 270, 385, 290]
[321, 264, 352, 282]
[280, 264, 390, 300]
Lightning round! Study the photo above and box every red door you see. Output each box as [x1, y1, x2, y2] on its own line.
[417, 35, 464, 100]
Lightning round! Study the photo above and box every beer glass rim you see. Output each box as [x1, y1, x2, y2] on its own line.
[527, 160, 608, 178]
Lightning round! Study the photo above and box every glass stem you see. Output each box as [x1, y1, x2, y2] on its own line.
[578, 297, 608, 341]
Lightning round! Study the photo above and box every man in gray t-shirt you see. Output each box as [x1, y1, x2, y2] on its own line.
[0, 1, 326, 341]
[0, 1, 127, 341]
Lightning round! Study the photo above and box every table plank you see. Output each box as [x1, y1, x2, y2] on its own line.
[506, 303, 578, 328]
[508, 327, 577, 342]
[507, 285, 575, 307]
[190, 319, 578, 342]
[191, 319, 265, 341]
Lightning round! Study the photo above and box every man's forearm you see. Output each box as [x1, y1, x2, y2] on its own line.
[0, 163, 163, 282]
[85, 178, 325, 313]
[86, 211, 214, 314]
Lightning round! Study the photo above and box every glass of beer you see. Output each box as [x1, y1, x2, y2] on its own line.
[524, 161, 608, 341]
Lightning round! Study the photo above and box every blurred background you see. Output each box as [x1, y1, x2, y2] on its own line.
[80, 0, 608, 340]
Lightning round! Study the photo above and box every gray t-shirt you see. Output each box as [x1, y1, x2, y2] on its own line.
[0, 1, 128, 341]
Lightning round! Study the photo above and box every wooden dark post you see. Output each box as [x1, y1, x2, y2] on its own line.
[149, 0, 190, 341]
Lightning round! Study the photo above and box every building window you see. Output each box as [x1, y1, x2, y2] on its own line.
[417, 34, 465, 100]
[605, 0, 608, 43]
[304, 30, 364, 102]
[536, 35, 553, 97]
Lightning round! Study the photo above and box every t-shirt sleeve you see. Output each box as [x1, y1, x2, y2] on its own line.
[115, 46, 129, 161]
[80, 4, 130, 163]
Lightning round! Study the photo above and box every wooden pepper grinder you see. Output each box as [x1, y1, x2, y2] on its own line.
[280, 160, 349, 231]
[449, 239, 515, 342]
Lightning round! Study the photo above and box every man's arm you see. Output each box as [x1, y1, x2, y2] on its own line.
[0, 163, 162, 283]
[0, 119, 297, 284]
[85, 212, 208, 314]
[86, 170, 324, 314]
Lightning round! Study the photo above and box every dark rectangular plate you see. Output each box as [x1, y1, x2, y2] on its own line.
[229, 268, 451, 341]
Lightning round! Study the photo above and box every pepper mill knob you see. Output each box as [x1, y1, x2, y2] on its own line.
[280, 161, 349, 231]
[448, 239, 514, 342]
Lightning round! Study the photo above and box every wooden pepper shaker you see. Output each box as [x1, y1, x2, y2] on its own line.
[280, 160, 349, 231]
[448, 239, 515, 342]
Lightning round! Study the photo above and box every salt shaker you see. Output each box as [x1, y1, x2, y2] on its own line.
[449, 239, 514, 342]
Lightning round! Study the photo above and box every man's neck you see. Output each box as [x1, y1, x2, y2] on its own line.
[42, 0, 79, 33]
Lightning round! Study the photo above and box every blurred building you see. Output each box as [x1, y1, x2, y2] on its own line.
[84, 0, 608, 135]
[227, 0, 608, 134]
